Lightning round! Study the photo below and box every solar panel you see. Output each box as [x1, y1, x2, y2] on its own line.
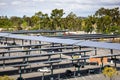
[4, 30, 67, 34]
[0, 46, 81, 54]
[0, 44, 47, 49]
[0, 33, 120, 50]
[0, 50, 93, 60]
[1, 53, 120, 68]
[47, 34, 120, 40]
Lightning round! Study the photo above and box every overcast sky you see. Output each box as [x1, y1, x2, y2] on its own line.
[0, 0, 120, 17]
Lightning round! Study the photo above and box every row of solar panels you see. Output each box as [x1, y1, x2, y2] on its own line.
[0, 46, 79, 54]
[48, 34, 120, 40]
[0, 50, 93, 60]
[0, 33, 120, 50]
[1, 30, 67, 34]
[0, 44, 47, 49]
[1, 52, 119, 67]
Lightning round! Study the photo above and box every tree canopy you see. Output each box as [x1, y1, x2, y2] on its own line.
[0, 7, 120, 34]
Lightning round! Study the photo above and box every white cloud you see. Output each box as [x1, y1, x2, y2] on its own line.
[32, 0, 44, 2]
[11, 1, 22, 5]
[0, 0, 119, 17]
[0, 2, 7, 6]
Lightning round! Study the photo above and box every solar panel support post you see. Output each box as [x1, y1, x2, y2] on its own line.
[59, 53, 62, 60]
[42, 72, 45, 80]
[77, 60, 81, 76]
[110, 49, 113, 59]
[50, 63, 54, 80]
[72, 45, 74, 51]
[100, 57, 103, 73]
[71, 55, 74, 64]
[2, 53, 4, 57]
[59, 44, 62, 59]
[29, 65, 32, 72]
[21, 40, 24, 50]
[84, 52, 86, 64]
[29, 40, 32, 45]
[57, 62, 60, 80]
[114, 56, 117, 68]
[110, 49, 114, 64]
[18, 66, 22, 80]
[51, 43, 54, 47]
[39, 41, 41, 54]
[22, 39, 24, 45]
[2, 53, 5, 68]
[60, 44, 62, 52]
[23, 58, 27, 73]
[26, 52, 29, 63]
[13, 38, 15, 44]
[5, 38, 7, 46]
[3, 59, 5, 69]
[94, 47, 97, 55]
[8, 48, 10, 56]
[48, 55, 51, 61]
[79, 46, 81, 50]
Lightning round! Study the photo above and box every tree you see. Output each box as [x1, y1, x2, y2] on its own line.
[65, 12, 77, 31]
[22, 15, 31, 30]
[50, 9, 65, 30]
[0, 16, 12, 30]
[82, 16, 95, 33]
[10, 16, 22, 30]
[94, 7, 120, 34]
[41, 13, 50, 30]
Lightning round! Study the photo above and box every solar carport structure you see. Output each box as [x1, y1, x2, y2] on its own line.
[0, 32, 120, 80]
[0, 33, 120, 50]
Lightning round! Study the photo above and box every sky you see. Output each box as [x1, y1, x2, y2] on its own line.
[0, 0, 120, 17]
